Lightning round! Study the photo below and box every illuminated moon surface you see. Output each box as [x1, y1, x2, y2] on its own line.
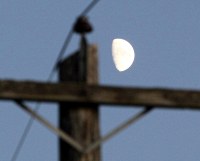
[112, 38, 135, 72]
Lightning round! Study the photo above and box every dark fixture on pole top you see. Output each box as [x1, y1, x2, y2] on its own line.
[73, 16, 93, 34]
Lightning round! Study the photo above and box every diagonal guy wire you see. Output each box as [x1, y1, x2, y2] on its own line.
[84, 107, 153, 154]
[10, 1, 101, 160]
[48, 29, 74, 80]
[15, 101, 84, 153]
[10, 103, 40, 161]
[10, 29, 74, 161]
[80, 0, 100, 16]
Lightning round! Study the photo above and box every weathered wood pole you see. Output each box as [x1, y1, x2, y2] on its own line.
[59, 37, 101, 161]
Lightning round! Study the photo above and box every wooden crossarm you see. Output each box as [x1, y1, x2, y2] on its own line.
[1, 80, 200, 110]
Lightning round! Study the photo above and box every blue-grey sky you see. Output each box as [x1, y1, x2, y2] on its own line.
[1, 0, 200, 161]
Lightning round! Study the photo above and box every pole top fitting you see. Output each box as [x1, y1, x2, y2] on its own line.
[73, 16, 93, 34]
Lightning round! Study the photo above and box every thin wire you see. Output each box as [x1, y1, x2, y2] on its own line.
[10, 1, 100, 160]
[15, 101, 84, 152]
[10, 26, 74, 161]
[48, 29, 74, 80]
[80, 0, 100, 16]
[10, 105, 39, 161]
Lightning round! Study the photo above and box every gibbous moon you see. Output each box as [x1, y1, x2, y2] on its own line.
[112, 38, 135, 72]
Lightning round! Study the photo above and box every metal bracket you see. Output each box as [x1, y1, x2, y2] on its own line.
[15, 101, 84, 153]
[15, 101, 153, 154]
[84, 107, 153, 153]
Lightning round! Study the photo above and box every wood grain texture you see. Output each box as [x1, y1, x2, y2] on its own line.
[1, 80, 200, 110]
[59, 42, 101, 161]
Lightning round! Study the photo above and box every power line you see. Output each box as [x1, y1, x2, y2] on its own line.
[10, 105, 39, 161]
[80, 0, 100, 16]
[10, 1, 100, 161]
[15, 101, 84, 153]
[10, 29, 73, 161]
[48, 29, 74, 80]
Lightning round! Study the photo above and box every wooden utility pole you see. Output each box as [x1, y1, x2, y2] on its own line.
[59, 37, 101, 161]
[2, 52, 200, 160]
[1, 34, 200, 161]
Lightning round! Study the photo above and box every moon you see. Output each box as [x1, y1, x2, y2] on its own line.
[112, 38, 135, 72]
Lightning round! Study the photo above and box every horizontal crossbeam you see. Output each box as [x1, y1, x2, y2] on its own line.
[1, 80, 200, 110]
